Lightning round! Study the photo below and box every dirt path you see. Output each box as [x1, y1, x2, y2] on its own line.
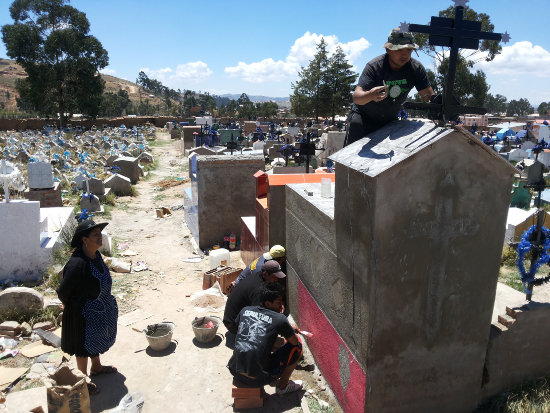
[66, 132, 341, 412]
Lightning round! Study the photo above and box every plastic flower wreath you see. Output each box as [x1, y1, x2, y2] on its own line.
[517, 225, 550, 292]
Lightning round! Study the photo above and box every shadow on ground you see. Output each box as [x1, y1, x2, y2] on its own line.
[89, 372, 128, 413]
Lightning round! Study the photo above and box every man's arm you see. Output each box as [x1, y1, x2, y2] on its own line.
[418, 86, 435, 103]
[352, 85, 388, 105]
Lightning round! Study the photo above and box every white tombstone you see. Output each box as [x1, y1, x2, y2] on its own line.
[521, 141, 535, 151]
[27, 161, 54, 189]
[539, 150, 550, 168]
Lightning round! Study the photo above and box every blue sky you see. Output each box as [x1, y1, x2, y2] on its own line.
[1, 0, 549, 106]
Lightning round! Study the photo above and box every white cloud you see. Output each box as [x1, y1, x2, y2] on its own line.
[100, 68, 116, 75]
[475, 41, 550, 78]
[141, 61, 213, 89]
[224, 32, 370, 84]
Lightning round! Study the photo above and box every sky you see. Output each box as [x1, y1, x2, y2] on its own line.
[0, 0, 549, 106]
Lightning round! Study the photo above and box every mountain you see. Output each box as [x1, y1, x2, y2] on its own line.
[0, 58, 166, 112]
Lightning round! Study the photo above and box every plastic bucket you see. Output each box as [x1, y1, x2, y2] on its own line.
[208, 248, 230, 270]
[192, 316, 220, 343]
[144, 322, 174, 351]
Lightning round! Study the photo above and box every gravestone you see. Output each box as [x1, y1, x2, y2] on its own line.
[80, 193, 101, 212]
[113, 156, 143, 184]
[104, 174, 132, 196]
[27, 162, 54, 189]
[285, 120, 517, 412]
[88, 177, 105, 196]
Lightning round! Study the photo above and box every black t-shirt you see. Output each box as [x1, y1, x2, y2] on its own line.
[223, 271, 265, 331]
[351, 54, 430, 126]
[228, 306, 294, 383]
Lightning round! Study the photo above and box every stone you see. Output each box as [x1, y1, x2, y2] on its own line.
[88, 177, 105, 196]
[286, 120, 517, 413]
[80, 193, 101, 212]
[32, 321, 55, 331]
[0, 287, 44, 316]
[73, 174, 86, 189]
[27, 162, 54, 189]
[20, 322, 32, 336]
[137, 152, 154, 164]
[104, 173, 132, 196]
[113, 156, 143, 184]
[106, 155, 118, 167]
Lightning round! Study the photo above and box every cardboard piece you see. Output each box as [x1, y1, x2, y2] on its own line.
[0, 366, 28, 387]
[20, 341, 55, 358]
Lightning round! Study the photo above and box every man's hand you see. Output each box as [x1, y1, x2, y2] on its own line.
[369, 85, 387, 102]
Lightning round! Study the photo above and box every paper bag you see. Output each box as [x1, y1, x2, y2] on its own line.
[46, 365, 90, 413]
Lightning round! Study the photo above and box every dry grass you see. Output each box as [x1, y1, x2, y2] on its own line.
[477, 377, 550, 413]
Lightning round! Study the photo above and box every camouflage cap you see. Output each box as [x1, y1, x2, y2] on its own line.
[383, 28, 418, 51]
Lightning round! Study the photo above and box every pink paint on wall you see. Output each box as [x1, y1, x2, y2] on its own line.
[298, 280, 366, 413]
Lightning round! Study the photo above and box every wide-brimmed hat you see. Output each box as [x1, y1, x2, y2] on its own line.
[70, 219, 108, 248]
[383, 28, 418, 51]
[263, 245, 286, 260]
[261, 260, 286, 279]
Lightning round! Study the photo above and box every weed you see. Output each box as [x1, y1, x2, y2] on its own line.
[153, 193, 166, 202]
[0, 307, 60, 326]
[143, 159, 160, 173]
[130, 185, 139, 197]
[499, 265, 524, 292]
[98, 204, 113, 220]
[103, 192, 117, 206]
[501, 245, 518, 267]
[476, 376, 550, 413]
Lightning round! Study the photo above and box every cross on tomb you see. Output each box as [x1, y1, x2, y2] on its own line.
[226, 133, 240, 155]
[299, 132, 317, 173]
[410, 172, 479, 341]
[402, 0, 510, 123]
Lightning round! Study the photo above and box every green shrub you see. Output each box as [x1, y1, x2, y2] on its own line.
[501, 245, 518, 267]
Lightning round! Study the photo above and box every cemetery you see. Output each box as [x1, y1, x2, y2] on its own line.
[2, 1, 550, 412]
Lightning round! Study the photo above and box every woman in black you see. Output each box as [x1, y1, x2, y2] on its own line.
[57, 219, 119, 395]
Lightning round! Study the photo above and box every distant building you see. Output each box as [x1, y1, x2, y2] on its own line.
[460, 114, 488, 127]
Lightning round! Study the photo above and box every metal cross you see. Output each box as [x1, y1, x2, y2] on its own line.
[402, 2, 509, 122]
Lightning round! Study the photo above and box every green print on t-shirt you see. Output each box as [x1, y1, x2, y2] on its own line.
[386, 79, 409, 99]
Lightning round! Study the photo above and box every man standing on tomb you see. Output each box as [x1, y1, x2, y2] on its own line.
[344, 28, 435, 146]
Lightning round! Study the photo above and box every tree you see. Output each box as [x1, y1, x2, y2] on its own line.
[290, 38, 330, 119]
[255, 101, 278, 118]
[412, 5, 499, 108]
[538, 102, 550, 116]
[506, 98, 533, 117]
[325, 46, 358, 120]
[485, 93, 507, 115]
[99, 89, 130, 117]
[2, 0, 108, 126]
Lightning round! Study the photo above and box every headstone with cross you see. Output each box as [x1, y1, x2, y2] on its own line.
[401, 0, 510, 123]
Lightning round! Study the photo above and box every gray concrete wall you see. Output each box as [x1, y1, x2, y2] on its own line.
[196, 155, 264, 249]
[286, 183, 339, 320]
[483, 283, 550, 400]
[331, 126, 515, 413]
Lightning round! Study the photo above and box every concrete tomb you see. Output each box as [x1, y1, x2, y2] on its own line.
[0, 200, 73, 282]
[184, 154, 264, 250]
[285, 120, 517, 412]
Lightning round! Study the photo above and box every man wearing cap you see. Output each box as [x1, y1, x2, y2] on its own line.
[344, 28, 435, 146]
[223, 260, 286, 335]
[232, 245, 286, 288]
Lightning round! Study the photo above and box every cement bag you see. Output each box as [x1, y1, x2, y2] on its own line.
[46, 365, 90, 413]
